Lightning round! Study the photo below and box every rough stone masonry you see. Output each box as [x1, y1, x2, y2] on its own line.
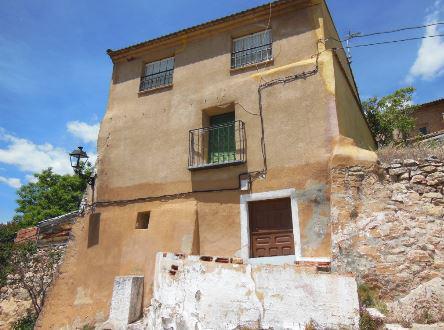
[331, 156, 444, 324]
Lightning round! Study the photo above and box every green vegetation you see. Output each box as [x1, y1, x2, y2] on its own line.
[358, 283, 387, 330]
[14, 167, 90, 227]
[9, 241, 62, 315]
[0, 221, 19, 287]
[12, 314, 36, 330]
[1, 165, 90, 287]
[363, 87, 417, 146]
[357, 283, 387, 313]
[359, 309, 382, 330]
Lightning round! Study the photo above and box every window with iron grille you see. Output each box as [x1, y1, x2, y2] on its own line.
[231, 30, 272, 69]
[188, 113, 246, 170]
[140, 57, 174, 91]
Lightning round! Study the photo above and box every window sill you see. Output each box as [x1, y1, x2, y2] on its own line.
[230, 59, 274, 73]
[188, 160, 245, 171]
[138, 84, 173, 96]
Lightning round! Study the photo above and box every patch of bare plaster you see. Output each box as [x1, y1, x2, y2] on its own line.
[180, 234, 193, 253]
[296, 184, 330, 250]
[74, 287, 93, 306]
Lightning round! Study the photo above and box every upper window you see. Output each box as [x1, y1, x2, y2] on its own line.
[140, 57, 174, 92]
[231, 30, 272, 69]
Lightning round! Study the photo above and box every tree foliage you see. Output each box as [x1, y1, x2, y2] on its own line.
[14, 166, 90, 228]
[363, 87, 417, 146]
[0, 221, 19, 286]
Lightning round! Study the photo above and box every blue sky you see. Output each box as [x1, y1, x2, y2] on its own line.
[0, 0, 443, 222]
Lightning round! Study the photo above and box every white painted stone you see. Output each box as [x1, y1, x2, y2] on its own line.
[106, 275, 144, 329]
[366, 307, 386, 320]
[145, 252, 360, 329]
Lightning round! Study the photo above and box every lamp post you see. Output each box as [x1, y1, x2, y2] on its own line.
[69, 146, 88, 172]
[69, 146, 95, 185]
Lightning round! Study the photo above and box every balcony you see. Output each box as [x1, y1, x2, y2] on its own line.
[188, 120, 246, 170]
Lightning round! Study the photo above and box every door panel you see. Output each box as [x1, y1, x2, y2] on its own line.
[249, 198, 295, 258]
[208, 112, 235, 163]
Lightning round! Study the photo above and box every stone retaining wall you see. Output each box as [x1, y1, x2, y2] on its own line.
[0, 245, 66, 329]
[331, 156, 443, 301]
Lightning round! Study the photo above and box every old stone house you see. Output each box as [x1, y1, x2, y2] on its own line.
[38, 0, 378, 328]
[413, 98, 444, 136]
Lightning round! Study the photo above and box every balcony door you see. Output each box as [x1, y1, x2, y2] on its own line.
[208, 112, 236, 164]
[248, 198, 295, 258]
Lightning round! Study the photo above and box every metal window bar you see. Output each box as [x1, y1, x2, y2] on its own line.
[188, 120, 246, 169]
[231, 30, 272, 69]
[140, 57, 174, 91]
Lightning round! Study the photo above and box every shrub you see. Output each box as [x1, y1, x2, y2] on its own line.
[357, 283, 387, 314]
[0, 221, 19, 287]
[359, 308, 383, 330]
[12, 314, 36, 330]
[377, 144, 444, 163]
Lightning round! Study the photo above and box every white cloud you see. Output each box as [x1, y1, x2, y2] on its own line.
[67, 121, 100, 144]
[25, 174, 38, 183]
[0, 176, 22, 189]
[406, 1, 444, 82]
[0, 131, 72, 175]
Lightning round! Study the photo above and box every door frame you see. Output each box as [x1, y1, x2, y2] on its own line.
[239, 188, 330, 265]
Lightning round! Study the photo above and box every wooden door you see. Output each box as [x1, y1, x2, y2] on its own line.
[249, 198, 294, 258]
[208, 112, 236, 163]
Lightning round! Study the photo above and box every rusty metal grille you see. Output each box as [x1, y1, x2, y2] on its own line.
[231, 30, 272, 69]
[188, 120, 246, 169]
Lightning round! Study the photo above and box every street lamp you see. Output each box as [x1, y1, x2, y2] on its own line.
[69, 146, 96, 186]
[69, 146, 89, 171]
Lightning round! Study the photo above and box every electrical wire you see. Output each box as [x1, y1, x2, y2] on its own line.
[334, 34, 444, 49]
[346, 22, 444, 40]
[326, 22, 444, 43]
[235, 102, 260, 116]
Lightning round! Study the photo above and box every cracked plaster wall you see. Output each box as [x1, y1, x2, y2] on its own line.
[142, 253, 360, 329]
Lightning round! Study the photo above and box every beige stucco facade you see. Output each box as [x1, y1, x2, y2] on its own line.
[38, 1, 375, 328]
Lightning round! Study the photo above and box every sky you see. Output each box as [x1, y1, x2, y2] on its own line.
[0, 0, 443, 222]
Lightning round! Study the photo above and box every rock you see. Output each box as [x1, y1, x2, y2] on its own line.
[389, 277, 444, 325]
[411, 323, 444, 329]
[423, 192, 443, 200]
[411, 175, 426, 184]
[399, 172, 410, 180]
[349, 166, 363, 172]
[411, 169, 423, 176]
[427, 172, 444, 184]
[403, 159, 419, 167]
[390, 162, 403, 168]
[366, 307, 386, 321]
[391, 192, 406, 203]
[410, 184, 436, 194]
[421, 166, 437, 173]
[389, 167, 408, 176]
[385, 323, 409, 330]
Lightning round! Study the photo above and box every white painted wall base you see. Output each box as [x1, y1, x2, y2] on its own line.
[101, 276, 144, 330]
[145, 252, 359, 329]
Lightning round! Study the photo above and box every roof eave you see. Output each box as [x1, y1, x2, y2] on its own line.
[106, 0, 317, 62]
